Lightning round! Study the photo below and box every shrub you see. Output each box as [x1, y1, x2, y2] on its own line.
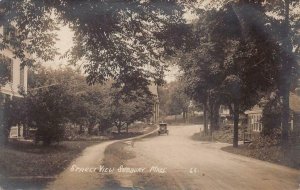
[261, 95, 282, 136]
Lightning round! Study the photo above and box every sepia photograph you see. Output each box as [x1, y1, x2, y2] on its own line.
[0, 0, 299, 189]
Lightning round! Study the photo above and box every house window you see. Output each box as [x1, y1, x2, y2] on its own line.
[3, 24, 16, 41]
[0, 55, 13, 83]
[9, 59, 13, 83]
[20, 67, 24, 88]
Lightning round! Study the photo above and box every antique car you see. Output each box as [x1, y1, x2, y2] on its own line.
[158, 122, 169, 135]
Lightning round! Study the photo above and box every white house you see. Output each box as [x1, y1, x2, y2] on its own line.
[245, 93, 300, 133]
[0, 23, 28, 138]
[219, 105, 231, 124]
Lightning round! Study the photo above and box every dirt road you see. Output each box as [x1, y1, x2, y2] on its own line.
[46, 124, 300, 190]
[46, 128, 158, 190]
[126, 124, 300, 190]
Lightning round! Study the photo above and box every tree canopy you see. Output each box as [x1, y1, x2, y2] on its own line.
[0, 0, 192, 92]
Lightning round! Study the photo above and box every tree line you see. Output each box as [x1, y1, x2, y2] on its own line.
[170, 1, 299, 147]
[1, 66, 154, 145]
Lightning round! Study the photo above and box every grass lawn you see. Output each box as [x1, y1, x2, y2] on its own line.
[0, 140, 103, 189]
[0, 123, 157, 189]
[222, 143, 300, 169]
[191, 126, 300, 169]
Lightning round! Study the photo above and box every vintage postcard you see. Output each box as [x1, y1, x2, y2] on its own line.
[0, 0, 299, 190]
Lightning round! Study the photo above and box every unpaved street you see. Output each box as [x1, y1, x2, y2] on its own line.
[46, 124, 300, 190]
[126, 124, 300, 190]
[46, 140, 118, 190]
[46, 128, 157, 190]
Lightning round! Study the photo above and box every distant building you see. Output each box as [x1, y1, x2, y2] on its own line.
[295, 79, 300, 96]
[0, 25, 28, 97]
[219, 105, 231, 124]
[245, 105, 263, 132]
[149, 84, 159, 124]
[245, 93, 300, 133]
[0, 22, 28, 139]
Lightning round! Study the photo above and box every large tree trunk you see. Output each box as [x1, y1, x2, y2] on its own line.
[79, 125, 84, 134]
[117, 123, 121, 134]
[209, 103, 214, 137]
[233, 102, 239, 148]
[281, 88, 290, 146]
[98, 125, 102, 134]
[3, 127, 9, 145]
[281, 0, 292, 147]
[208, 101, 219, 134]
[88, 125, 93, 135]
[203, 103, 208, 135]
[183, 111, 186, 123]
[212, 103, 220, 131]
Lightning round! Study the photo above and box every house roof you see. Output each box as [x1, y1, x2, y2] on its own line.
[148, 83, 158, 96]
[245, 105, 262, 115]
[290, 92, 300, 113]
[245, 92, 300, 115]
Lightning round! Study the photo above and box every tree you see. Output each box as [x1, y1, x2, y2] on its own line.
[25, 69, 75, 145]
[211, 2, 283, 147]
[175, 2, 284, 147]
[268, 0, 300, 146]
[0, 0, 192, 94]
[168, 81, 190, 122]
[0, 1, 58, 68]
[103, 85, 154, 134]
[223, 0, 300, 146]
[15, 66, 95, 145]
[261, 92, 282, 136]
[176, 10, 227, 135]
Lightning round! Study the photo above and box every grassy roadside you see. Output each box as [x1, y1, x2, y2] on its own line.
[221, 144, 300, 169]
[102, 142, 136, 189]
[191, 126, 300, 169]
[111, 123, 157, 140]
[191, 125, 244, 144]
[101, 124, 158, 189]
[0, 123, 157, 189]
[0, 140, 104, 189]
[0, 140, 104, 177]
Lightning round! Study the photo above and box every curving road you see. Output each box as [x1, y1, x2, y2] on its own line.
[45, 128, 158, 190]
[128, 124, 300, 190]
[46, 124, 300, 190]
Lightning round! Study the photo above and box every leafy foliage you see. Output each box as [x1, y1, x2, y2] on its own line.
[174, 1, 292, 146]
[158, 80, 191, 117]
[261, 93, 282, 136]
[0, 0, 192, 92]
[4, 66, 156, 144]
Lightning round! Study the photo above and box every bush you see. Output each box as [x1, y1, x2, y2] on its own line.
[261, 95, 282, 136]
[35, 123, 65, 145]
[249, 128, 281, 148]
